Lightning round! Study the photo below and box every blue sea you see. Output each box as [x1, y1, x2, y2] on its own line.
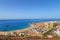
[0, 19, 59, 31]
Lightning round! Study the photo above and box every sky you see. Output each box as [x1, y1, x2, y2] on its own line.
[0, 0, 60, 19]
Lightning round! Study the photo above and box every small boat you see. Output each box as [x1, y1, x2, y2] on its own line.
[6, 24, 9, 27]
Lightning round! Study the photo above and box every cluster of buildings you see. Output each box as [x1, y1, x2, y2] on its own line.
[31, 21, 54, 34]
[25, 21, 60, 38]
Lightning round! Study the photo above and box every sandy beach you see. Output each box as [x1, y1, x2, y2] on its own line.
[0, 23, 35, 35]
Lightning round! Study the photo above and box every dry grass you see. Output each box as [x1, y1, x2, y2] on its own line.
[0, 37, 60, 40]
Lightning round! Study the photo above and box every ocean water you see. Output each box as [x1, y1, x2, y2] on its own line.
[0, 19, 59, 31]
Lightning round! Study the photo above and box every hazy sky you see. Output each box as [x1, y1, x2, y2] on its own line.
[0, 0, 60, 19]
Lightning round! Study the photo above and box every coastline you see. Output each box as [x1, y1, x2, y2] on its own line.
[0, 23, 35, 35]
[0, 21, 57, 36]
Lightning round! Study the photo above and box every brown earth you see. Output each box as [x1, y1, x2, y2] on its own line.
[0, 37, 60, 40]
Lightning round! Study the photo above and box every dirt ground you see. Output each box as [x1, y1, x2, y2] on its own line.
[0, 37, 60, 40]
